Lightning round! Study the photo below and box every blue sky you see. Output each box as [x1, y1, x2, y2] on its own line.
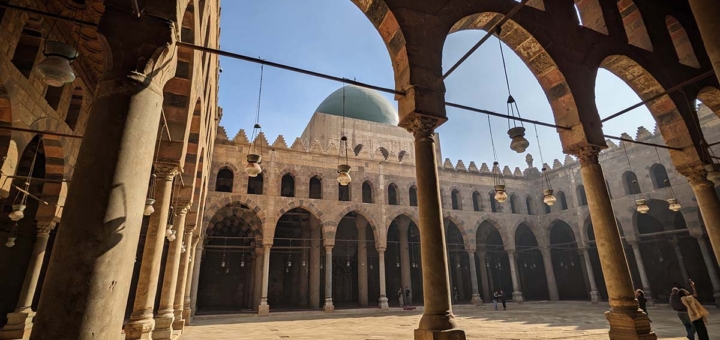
[217, 1, 658, 170]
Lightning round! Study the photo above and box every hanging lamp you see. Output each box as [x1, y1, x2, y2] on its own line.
[240, 238, 246, 267]
[337, 84, 352, 186]
[488, 116, 507, 202]
[246, 65, 265, 177]
[37, 40, 78, 87]
[654, 148, 681, 212]
[10, 139, 41, 222]
[497, 29, 529, 153]
[533, 124, 557, 206]
[5, 223, 18, 248]
[221, 237, 227, 268]
[301, 240, 306, 267]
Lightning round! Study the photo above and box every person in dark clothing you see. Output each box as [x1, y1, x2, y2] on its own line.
[499, 290, 506, 310]
[670, 286, 696, 340]
[405, 287, 411, 306]
[635, 289, 649, 317]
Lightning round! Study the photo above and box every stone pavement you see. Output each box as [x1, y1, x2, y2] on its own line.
[183, 301, 720, 339]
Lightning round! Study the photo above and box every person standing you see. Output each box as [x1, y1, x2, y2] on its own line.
[453, 287, 459, 304]
[636, 289, 649, 319]
[405, 287, 411, 307]
[499, 290, 506, 310]
[397, 287, 404, 307]
[493, 291, 499, 311]
[670, 286, 695, 340]
[681, 280, 710, 340]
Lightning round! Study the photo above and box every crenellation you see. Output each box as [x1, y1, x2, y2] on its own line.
[272, 135, 288, 149]
[468, 161, 479, 172]
[443, 158, 454, 169]
[513, 167, 522, 177]
[217, 126, 229, 141]
[552, 159, 562, 169]
[636, 126, 652, 140]
[456, 160, 466, 171]
[234, 129, 250, 144]
[563, 155, 574, 166]
[480, 162, 490, 173]
[291, 137, 305, 151]
[502, 165, 512, 176]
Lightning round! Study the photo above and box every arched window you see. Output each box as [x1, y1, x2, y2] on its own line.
[44, 86, 64, 110]
[576, 185, 588, 206]
[215, 168, 233, 192]
[451, 189, 461, 210]
[472, 191, 481, 212]
[11, 17, 42, 78]
[280, 174, 295, 197]
[544, 198, 551, 214]
[649, 164, 670, 189]
[409, 186, 418, 207]
[309, 176, 322, 199]
[362, 181, 373, 203]
[489, 192, 497, 213]
[557, 191, 568, 210]
[622, 171, 640, 195]
[573, 0, 608, 34]
[65, 87, 83, 130]
[388, 183, 399, 205]
[526, 196, 535, 215]
[338, 183, 351, 201]
[510, 194, 520, 214]
[247, 173, 263, 195]
[616, 0, 652, 51]
[666, 16, 700, 68]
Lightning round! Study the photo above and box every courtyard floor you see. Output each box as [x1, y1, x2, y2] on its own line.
[183, 301, 720, 339]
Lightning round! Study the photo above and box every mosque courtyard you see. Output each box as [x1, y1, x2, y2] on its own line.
[183, 302, 719, 339]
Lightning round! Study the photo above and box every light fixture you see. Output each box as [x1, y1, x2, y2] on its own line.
[668, 198, 681, 212]
[493, 162, 507, 203]
[5, 223, 18, 248]
[496, 29, 529, 153]
[165, 205, 176, 241]
[302, 260, 306, 267]
[144, 198, 155, 216]
[534, 124, 556, 207]
[36, 41, 77, 87]
[9, 204, 26, 221]
[240, 239, 246, 267]
[337, 86, 352, 185]
[181, 243, 186, 254]
[635, 198, 650, 214]
[246, 65, 265, 177]
[654, 149, 681, 212]
[396, 262, 400, 268]
[623, 144, 648, 214]
[543, 188, 556, 206]
[221, 238, 227, 267]
[337, 163, 351, 186]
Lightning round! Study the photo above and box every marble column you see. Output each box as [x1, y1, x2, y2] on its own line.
[402, 114, 465, 339]
[669, 237, 690, 285]
[507, 250, 524, 303]
[695, 236, 720, 307]
[183, 236, 199, 322]
[154, 203, 189, 339]
[189, 239, 204, 319]
[172, 225, 195, 331]
[324, 245, 334, 312]
[629, 241, 653, 306]
[0, 224, 54, 340]
[357, 219, 369, 307]
[539, 247, 559, 301]
[299, 229, 311, 308]
[467, 250, 482, 305]
[688, 0, 720, 82]
[258, 244, 271, 315]
[477, 250, 490, 303]
[309, 223, 321, 309]
[398, 219, 412, 303]
[685, 172, 720, 271]
[574, 146, 654, 339]
[581, 247, 600, 304]
[126, 165, 179, 339]
[253, 246, 264, 312]
[29, 9, 178, 338]
[378, 247, 390, 309]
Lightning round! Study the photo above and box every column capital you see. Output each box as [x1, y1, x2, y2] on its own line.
[325, 245, 334, 253]
[399, 112, 445, 140]
[677, 164, 714, 188]
[155, 164, 180, 179]
[376, 246, 387, 253]
[570, 145, 603, 166]
[36, 222, 56, 235]
[539, 246, 551, 256]
[175, 200, 192, 215]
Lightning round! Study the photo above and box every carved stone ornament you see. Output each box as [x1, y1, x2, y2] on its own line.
[400, 114, 442, 141]
[574, 146, 602, 166]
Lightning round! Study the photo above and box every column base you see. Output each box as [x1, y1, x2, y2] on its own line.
[605, 308, 656, 340]
[379, 297, 390, 310]
[172, 319, 185, 333]
[183, 307, 192, 323]
[0, 311, 35, 340]
[124, 318, 155, 340]
[512, 291, 524, 304]
[258, 303, 270, 316]
[590, 291, 600, 304]
[324, 299, 334, 313]
[414, 329, 466, 340]
[471, 294, 482, 306]
[152, 314, 175, 340]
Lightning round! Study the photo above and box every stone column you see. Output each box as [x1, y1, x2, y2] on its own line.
[126, 165, 179, 339]
[189, 239, 204, 319]
[506, 250, 524, 303]
[183, 236, 199, 322]
[401, 114, 465, 339]
[0, 224, 54, 339]
[398, 219, 412, 302]
[324, 245, 335, 312]
[309, 223, 321, 309]
[253, 246, 264, 312]
[467, 250, 482, 305]
[684, 171, 720, 270]
[378, 247, 390, 310]
[154, 203, 190, 339]
[695, 236, 720, 306]
[477, 250, 490, 303]
[574, 146, 654, 339]
[629, 241, 653, 306]
[688, 0, 720, 83]
[357, 219, 369, 307]
[29, 8, 178, 339]
[669, 237, 690, 285]
[581, 247, 600, 304]
[299, 229, 311, 308]
[539, 246, 559, 301]
[258, 244, 272, 315]
[174, 226, 195, 331]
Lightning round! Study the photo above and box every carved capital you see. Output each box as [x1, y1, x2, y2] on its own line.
[399, 113, 445, 141]
[37, 222, 56, 235]
[677, 164, 713, 188]
[572, 146, 602, 166]
[376, 246, 387, 253]
[155, 164, 180, 179]
[175, 200, 192, 215]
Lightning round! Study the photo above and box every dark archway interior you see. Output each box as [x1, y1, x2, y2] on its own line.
[333, 212, 379, 308]
[386, 217, 422, 306]
[215, 168, 233, 192]
[549, 221, 586, 300]
[515, 224, 548, 301]
[476, 221, 511, 303]
[445, 221, 470, 303]
[270, 208, 316, 310]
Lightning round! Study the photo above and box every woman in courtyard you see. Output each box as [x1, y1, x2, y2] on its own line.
[635, 289, 649, 318]
[397, 287, 404, 307]
[681, 280, 710, 340]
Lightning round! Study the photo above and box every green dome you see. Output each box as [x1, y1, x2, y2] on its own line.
[316, 85, 398, 125]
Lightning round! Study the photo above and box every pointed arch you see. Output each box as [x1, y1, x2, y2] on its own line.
[280, 173, 296, 197]
[573, 0, 608, 35]
[622, 171, 640, 195]
[215, 167, 233, 192]
[649, 163, 669, 189]
[408, 185, 418, 207]
[362, 181, 373, 203]
[472, 191, 481, 212]
[616, 0, 652, 51]
[387, 182, 399, 205]
[330, 205, 382, 244]
[309, 175, 322, 199]
[450, 189, 462, 210]
[665, 16, 700, 68]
